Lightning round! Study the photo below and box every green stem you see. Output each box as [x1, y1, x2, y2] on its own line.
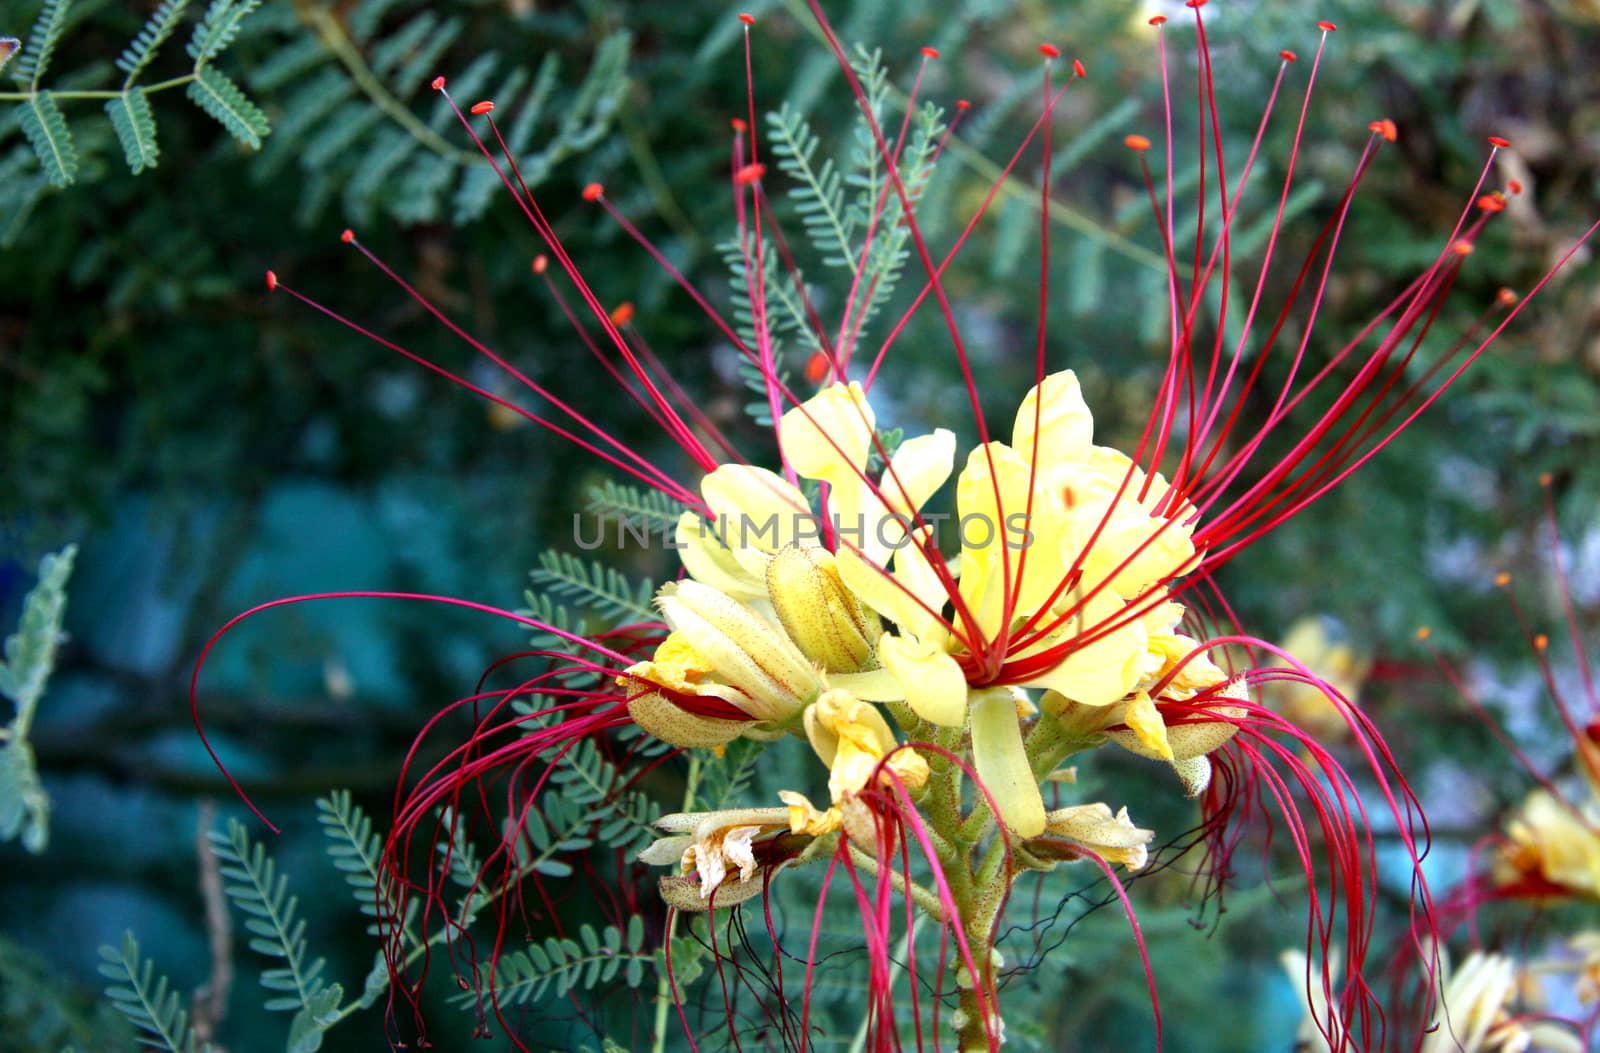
[0, 73, 195, 103]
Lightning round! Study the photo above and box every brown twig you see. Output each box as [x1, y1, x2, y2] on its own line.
[192, 800, 234, 1052]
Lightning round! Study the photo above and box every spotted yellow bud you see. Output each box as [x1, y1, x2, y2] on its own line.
[656, 580, 822, 723]
[766, 544, 882, 673]
[627, 691, 755, 748]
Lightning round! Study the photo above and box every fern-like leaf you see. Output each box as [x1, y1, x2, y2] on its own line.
[186, 0, 262, 65]
[529, 551, 655, 624]
[186, 65, 268, 148]
[210, 818, 341, 1039]
[585, 480, 685, 535]
[769, 103, 855, 271]
[465, 918, 651, 1008]
[13, 0, 71, 86]
[315, 790, 395, 928]
[0, 543, 75, 854]
[115, 0, 191, 84]
[18, 91, 78, 187]
[97, 932, 198, 1053]
[106, 89, 159, 173]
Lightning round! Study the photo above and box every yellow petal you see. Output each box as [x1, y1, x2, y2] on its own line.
[970, 687, 1046, 838]
[778, 381, 875, 484]
[1012, 370, 1094, 461]
[1042, 802, 1154, 870]
[881, 428, 957, 521]
[1021, 589, 1149, 706]
[675, 511, 766, 601]
[700, 464, 817, 578]
[878, 633, 969, 727]
[779, 790, 840, 836]
[1120, 690, 1173, 762]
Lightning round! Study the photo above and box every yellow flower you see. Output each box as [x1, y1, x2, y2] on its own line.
[674, 463, 816, 601]
[774, 373, 1215, 837]
[1494, 790, 1600, 901]
[1419, 951, 1583, 1053]
[780, 688, 929, 836]
[1265, 616, 1371, 741]
[622, 581, 824, 747]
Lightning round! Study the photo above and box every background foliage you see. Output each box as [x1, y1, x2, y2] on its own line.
[1, 0, 1597, 1050]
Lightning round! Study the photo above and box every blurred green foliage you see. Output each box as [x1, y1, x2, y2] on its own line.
[1, 0, 1597, 1050]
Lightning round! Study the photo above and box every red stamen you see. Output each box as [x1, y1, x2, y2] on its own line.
[1038, 42, 1060, 59]
[920, 46, 939, 59]
[1368, 118, 1397, 142]
[265, 270, 277, 291]
[1150, 15, 1168, 25]
[1497, 287, 1517, 306]
[608, 301, 635, 327]
[430, 76, 445, 91]
[340, 228, 354, 244]
[470, 100, 494, 115]
[1125, 134, 1153, 151]
[734, 162, 766, 185]
[737, 12, 754, 25]
[1488, 135, 1510, 148]
[1280, 49, 1298, 62]
[531, 255, 547, 275]
[1073, 58, 1087, 78]
[1452, 239, 1475, 256]
[581, 182, 604, 202]
[1477, 193, 1506, 213]
[1186, 0, 1208, 6]
[956, 98, 971, 111]
[804, 351, 829, 384]
[1508, 178, 1524, 194]
[1317, 19, 1337, 31]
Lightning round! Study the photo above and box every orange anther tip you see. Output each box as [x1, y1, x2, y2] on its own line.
[1494, 572, 1511, 587]
[1539, 472, 1553, 486]
[738, 12, 754, 25]
[1508, 179, 1524, 194]
[804, 352, 830, 384]
[1415, 627, 1431, 641]
[1186, 0, 1207, 8]
[470, 100, 494, 115]
[1487, 135, 1510, 148]
[1039, 43, 1061, 59]
[1497, 287, 1518, 306]
[1280, 49, 1298, 62]
[582, 183, 604, 201]
[735, 162, 766, 185]
[340, 228, 354, 243]
[1476, 194, 1506, 213]
[265, 270, 277, 291]
[956, 99, 971, 110]
[1366, 118, 1396, 142]
[731, 118, 747, 133]
[1124, 134, 1152, 152]
[609, 302, 635, 327]
[1317, 20, 1337, 31]
[921, 46, 940, 59]
[431, 76, 446, 91]
[1072, 59, 1087, 78]
[1534, 633, 1549, 651]
[1452, 239, 1475, 256]
[532, 255, 548, 274]
[1149, 15, 1168, 25]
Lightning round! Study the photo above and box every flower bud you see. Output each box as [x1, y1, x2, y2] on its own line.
[1037, 802, 1154, 871]
[656, 580, 822, 723]
[766, 544, 882, 673]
